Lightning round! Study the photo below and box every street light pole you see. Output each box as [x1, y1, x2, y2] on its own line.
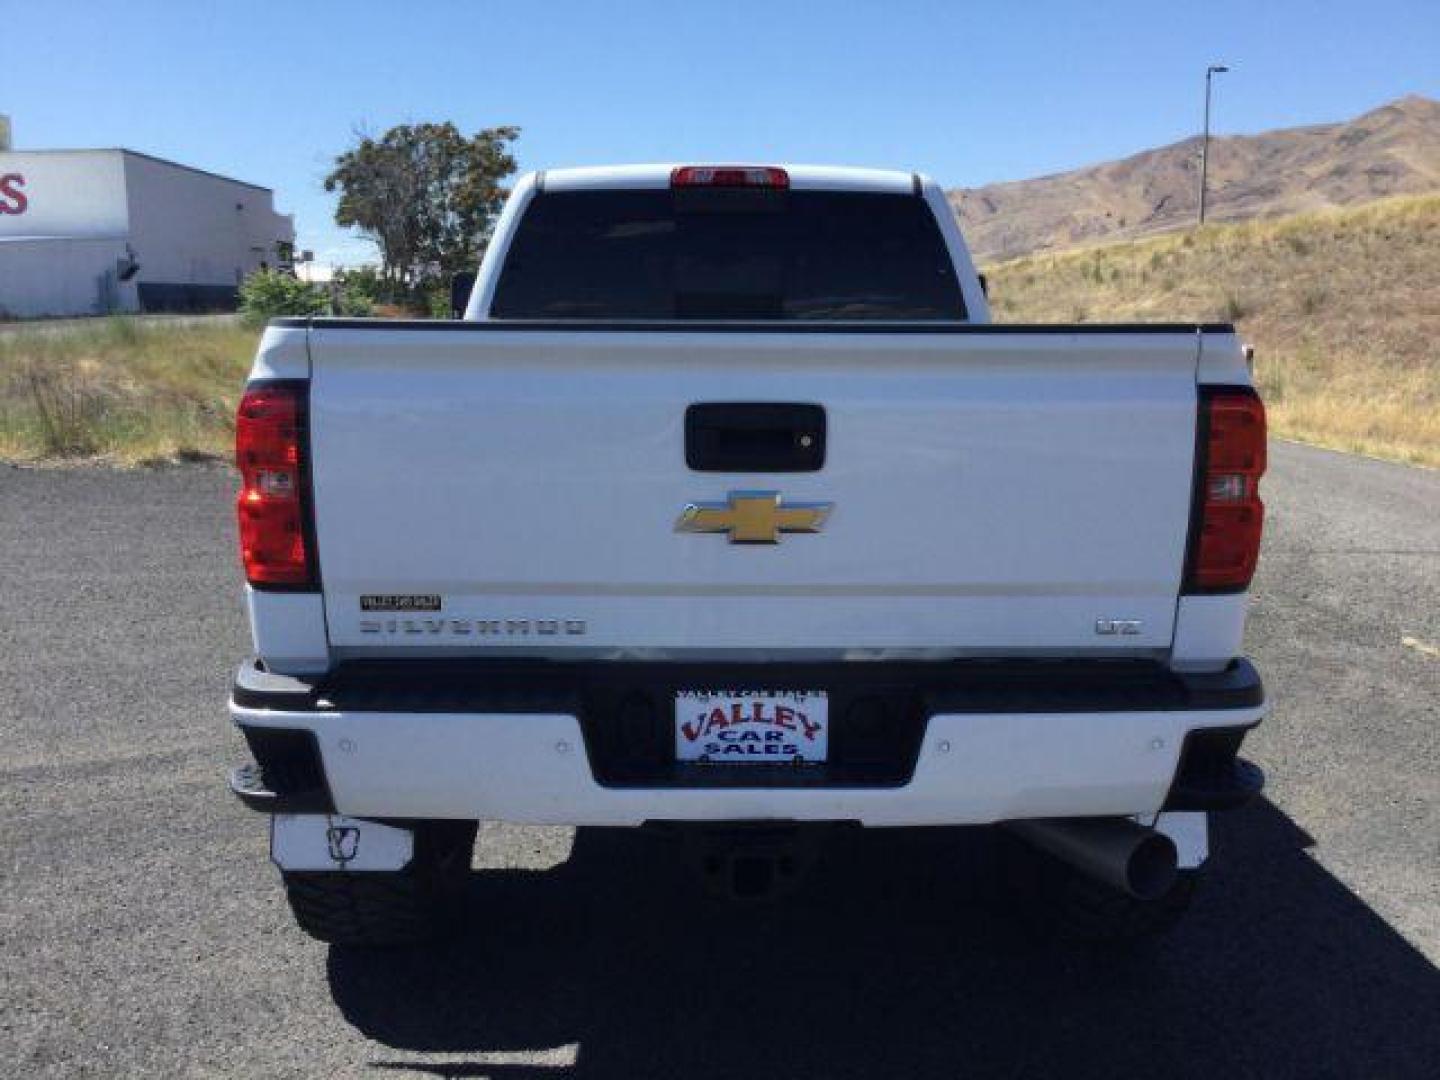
[1199, 64, 1229, 226]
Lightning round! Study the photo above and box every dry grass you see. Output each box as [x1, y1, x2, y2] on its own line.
[0, 317, 256, 465]
[984, 193, 1440, 467]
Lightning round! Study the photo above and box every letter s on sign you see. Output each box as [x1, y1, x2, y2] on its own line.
[0, 174, 28, 215]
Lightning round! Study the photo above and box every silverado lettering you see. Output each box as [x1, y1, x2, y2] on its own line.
[358, 618, 587, 636]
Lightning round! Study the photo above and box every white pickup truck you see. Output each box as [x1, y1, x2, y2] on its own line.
[227, 164, 1268, 946]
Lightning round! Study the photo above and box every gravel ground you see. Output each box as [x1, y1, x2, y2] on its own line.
[1, 440, 1436, 1078]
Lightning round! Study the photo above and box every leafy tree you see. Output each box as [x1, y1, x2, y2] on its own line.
[238, 270, 328, 327]
[324, 123, 519, 302]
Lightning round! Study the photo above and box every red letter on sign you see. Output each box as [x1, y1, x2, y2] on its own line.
[0, 174, 27, 215]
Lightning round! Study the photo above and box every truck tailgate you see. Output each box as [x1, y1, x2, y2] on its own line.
[307, 327, 1201, 657]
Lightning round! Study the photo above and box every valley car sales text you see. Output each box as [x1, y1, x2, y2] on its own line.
[678, 693, 824, 759]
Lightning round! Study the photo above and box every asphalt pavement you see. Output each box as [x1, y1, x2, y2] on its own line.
[1, 441, 1437, 1078]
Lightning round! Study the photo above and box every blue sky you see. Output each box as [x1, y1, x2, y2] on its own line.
[4, 0, 1436, 267]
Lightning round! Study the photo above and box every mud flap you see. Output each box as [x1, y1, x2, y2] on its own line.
[270, 813, 415, 872]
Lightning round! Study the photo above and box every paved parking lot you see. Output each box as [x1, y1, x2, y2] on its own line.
[2, 441, 1437, 1078]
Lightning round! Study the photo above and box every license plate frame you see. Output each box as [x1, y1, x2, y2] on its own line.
[674, 689, 829, 765]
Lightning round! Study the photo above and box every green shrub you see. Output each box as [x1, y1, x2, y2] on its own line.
[427, 283, 454, 320]
[238, 270, 329, 327]
[333, 266, 382, 317]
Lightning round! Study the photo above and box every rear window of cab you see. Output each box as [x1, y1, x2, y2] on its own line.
[491, 189, 967, 321]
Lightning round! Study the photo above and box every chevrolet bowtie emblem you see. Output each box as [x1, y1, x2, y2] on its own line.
[675, 491, 833, 544]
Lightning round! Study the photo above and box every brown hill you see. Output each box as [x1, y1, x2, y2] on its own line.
[949, 95, 1440, 259]
[982, 194, 1440, 467]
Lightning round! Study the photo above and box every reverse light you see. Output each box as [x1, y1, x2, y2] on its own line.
[1185, 387, 1266, 592]
[235, 381, 315, 588]
[670, 165, 790, 189]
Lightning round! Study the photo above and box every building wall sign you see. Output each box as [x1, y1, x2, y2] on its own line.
[0, 152, 129, 238]
[0, 173, 26, 215]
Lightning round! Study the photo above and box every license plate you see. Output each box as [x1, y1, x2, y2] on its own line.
[675, 690, 829, 764]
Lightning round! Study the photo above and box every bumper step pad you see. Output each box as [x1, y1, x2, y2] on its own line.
[227, 761, 332, 814]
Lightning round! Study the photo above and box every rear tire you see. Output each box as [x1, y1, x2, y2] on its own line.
[1000, 831, 1200, 942]
[281, 821, 476, 948]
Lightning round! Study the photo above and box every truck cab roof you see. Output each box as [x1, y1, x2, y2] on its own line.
[536, 163, 926, 194]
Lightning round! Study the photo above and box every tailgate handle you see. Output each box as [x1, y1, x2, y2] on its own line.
[685, 403, 826, 472]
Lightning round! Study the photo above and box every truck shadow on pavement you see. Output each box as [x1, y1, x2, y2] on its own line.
[330, 799, 1440, 1079]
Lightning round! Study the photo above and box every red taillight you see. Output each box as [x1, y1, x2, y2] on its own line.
[236, 382, 314, 588]
[670, 165, 790, 189]
[1186, 387, 1266, 592]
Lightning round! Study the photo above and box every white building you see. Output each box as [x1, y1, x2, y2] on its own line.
[0, 146, 294, 318]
